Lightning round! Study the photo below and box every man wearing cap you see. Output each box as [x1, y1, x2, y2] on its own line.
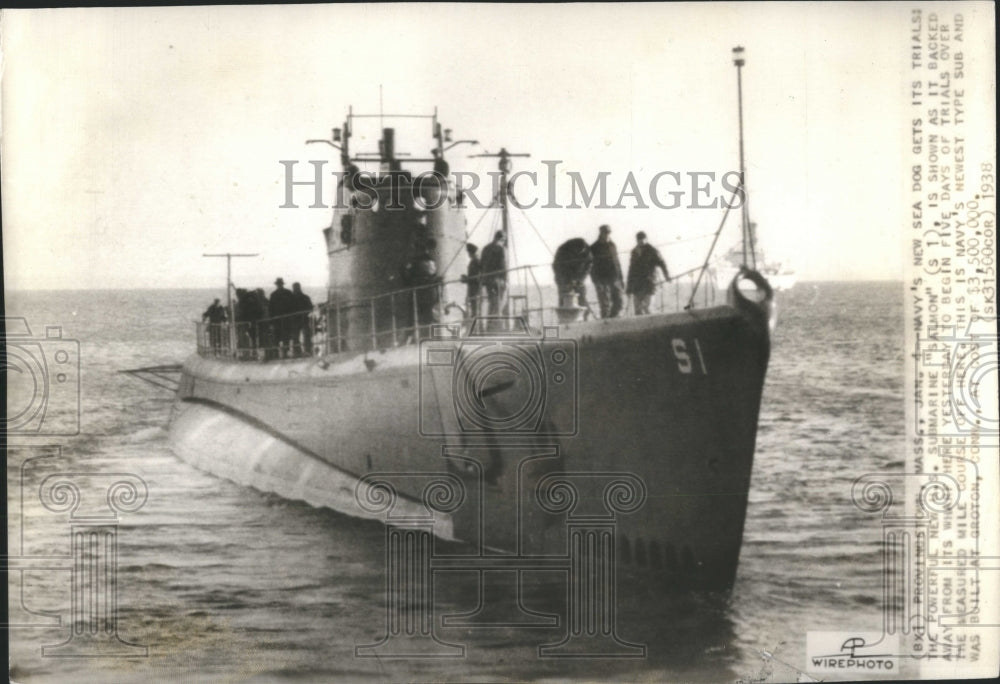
[479, 231, 508, 321]
[269, 277, 295, 358]
[590, 225, 624, 318]
[626, 232, 670, 315]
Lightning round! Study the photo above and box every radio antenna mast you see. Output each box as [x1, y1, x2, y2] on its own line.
[470, 147, 530, 264]
[733, 45, 756, 269]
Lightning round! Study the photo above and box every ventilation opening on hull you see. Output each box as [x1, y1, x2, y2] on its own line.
[616, 535, 689, 578]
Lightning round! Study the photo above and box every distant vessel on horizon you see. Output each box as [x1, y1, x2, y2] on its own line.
[713, 226, 797, 292]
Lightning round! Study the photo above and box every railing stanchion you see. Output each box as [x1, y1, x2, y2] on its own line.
[322, 305, 329, 356]
[335, 303, 342, 354]
[437, 282, 443, 328]
[527, 265, 544, 327]
[195, 260, 730, 363]
[412, 290, 420, 343]
[390, 295, 398, 347]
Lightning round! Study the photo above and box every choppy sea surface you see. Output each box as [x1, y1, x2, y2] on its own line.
[6, 282, 905, 683]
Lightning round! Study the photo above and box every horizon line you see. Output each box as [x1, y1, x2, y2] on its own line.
[6, 278, 905, 293]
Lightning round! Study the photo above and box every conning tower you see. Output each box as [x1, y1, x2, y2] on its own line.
[318, 109, 471, 350]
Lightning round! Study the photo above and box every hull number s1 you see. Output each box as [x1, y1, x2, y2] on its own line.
[672, 338, 708, 374]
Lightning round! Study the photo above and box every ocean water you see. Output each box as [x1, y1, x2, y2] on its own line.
[5, 282, 905, 683]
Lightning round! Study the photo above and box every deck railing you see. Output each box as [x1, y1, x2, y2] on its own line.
[195, 263, 719, 361]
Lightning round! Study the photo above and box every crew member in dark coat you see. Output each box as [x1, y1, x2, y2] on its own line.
[552, 238, 592, 307]
[234, 288, 263, 357]
[433, 153, 450, 179]
[291, 282, 314, 357]
[590, 224, 625, 318]
[479, 231, 508, 321]
[626, 231, 670, 315]
[255, 288, 275, 358]
[403, 238, 441, 337]
[202, 298, 228, 354]
[269, 277, 295, 358]
[460, 243, 483, 318]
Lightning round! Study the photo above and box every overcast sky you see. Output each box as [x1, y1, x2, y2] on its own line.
[2, 3, 994, 290]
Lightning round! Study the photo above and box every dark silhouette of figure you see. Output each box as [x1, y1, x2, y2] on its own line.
[291, 282, 314, 357]
[626, 231, 670, 315]
[433, 154, 450, 178]
[234, 288, 265, 358]
[553, 238, 592, 308]
[480, 231, 508, 323]
[202, 298, 227, 354]
[269, 277, 295, 358]
[403, 238, 440, 339]
[590, 224, 625, 318]
[461, 243, 483, 318]
[255, 288, 274, 358]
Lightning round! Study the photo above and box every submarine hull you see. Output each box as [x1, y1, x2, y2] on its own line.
[171, 301, 769, 591]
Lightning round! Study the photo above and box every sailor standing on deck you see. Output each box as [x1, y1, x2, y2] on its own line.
[480, 231, 508, 323]
[552, 238, 592, 309]
[202, 298, 228, 354]
[233, 288, 259, 359]
[590, 225, 625, 318]
[626, 232, 671, 315]
[291, 282, 313, 357]
[269, 278, 295, 358]
[410, 238, 441, 335]
[460, 243, 483, 319]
